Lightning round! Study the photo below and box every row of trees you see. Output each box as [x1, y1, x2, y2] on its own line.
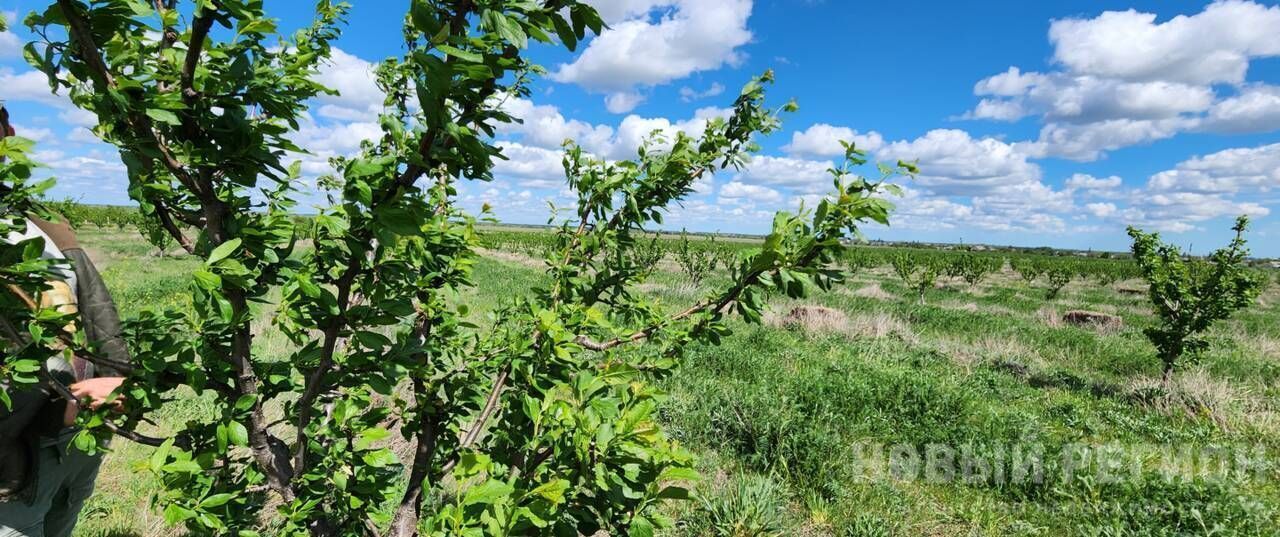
[481, 228, 740, 284]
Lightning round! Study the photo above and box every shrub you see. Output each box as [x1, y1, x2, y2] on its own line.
[136, 214, 174, 256]
[843, 247, 875, 272]
[628, 235, 666, 280]
[1128, 216, 1262, 381]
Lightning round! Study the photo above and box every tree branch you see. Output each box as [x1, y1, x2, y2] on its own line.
[292, 256, 364, 475]
[54, 0, 115, 92]
[575, 243, 827, 352]
[150, 198, 195, 254]
[438, 363, 508, 477]
[179, 3, 216, 139]
[56, 0, 204, 196]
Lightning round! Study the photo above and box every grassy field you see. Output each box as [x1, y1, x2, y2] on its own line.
[70, 227, 1280, 536]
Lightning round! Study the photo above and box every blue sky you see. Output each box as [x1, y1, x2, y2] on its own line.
[3, 0, 1280, 255]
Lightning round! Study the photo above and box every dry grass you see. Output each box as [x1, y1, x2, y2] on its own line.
[1035, 306, 1062, 328]
[1127, 368, 1279, 432]
[936, 336, 1041, 374]
[765, 305, 916, 343]
[479, 248, 547, 269]
[842, 282, 894, 301]
[846, 312, 917, 342]
[1227, 330, 1280, 360]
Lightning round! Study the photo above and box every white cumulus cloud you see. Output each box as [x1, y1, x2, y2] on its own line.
[782, 124, 883, 158]
[963, 2, 1280, 160]
[551, 0, 753, 113]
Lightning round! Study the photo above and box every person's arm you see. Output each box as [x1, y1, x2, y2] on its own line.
[64, 247, 132, 374]
[64, 242, 132, 425]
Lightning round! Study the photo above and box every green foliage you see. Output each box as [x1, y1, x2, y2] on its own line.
[1128, 216, 1262, 380]
[0, 137, 85, 412]
[627, 235, 666, 281]
[675, 229, 720, 284]
[136, 215, 174, 256]
[10, 1, 914, 534]
[842, 247, 875, 273]
[1011, 257, 1041, 285]
[950, 253, 1002, 288]
[41, 200, 141, 230]
[694, 474, 787, 537]
[27, 225, 1280, 536]
[1044, 266, 1073, 299]
[891, 254, 938, 304]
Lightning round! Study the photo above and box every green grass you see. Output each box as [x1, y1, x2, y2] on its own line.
[69, 230, 1280, 536]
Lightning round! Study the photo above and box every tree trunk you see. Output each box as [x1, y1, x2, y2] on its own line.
[388, 382, 438, 537]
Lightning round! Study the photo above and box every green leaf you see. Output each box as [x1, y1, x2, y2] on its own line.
[376, 207, 421, 235]
[346, 156, 391, 179]
[193, 269, 222, 290]
[629, 515, 655, 537]
[200, 493, 235, 508]
[436, 44, 483, 63]
[233, 394, 257, 412]
[207, 238, 242, 265]
[163, 503, 196, 524]
[162, 460, 202, 474]
[528, 479, 569, 504]
[227, 421, 249, 447]
[655, 485, 691, 500]
[551, 15, 577, 50]
[463, 480, 514, 506]
[146, 108, 181, 126]
[149, 438, 174, 471]
[657, 467, 699, 482]
[361, 449, 398, 468]
[490, 12, 527, 48]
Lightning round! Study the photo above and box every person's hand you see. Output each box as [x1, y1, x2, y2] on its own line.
[63, 377, 127, 426]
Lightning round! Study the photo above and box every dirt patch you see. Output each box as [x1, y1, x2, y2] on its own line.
[773, 305, 849, 332]
[1062, 310, 1124, 332]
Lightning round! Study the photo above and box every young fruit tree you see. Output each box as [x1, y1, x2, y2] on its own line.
[674, 229, 719, 284]
[9, 0, 915, 535]
[891, 254, 937, 305]
[1011, 257, 1041, 286]
[1043, 266, 1072, 299]
[1128, 216, 1262, 382]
